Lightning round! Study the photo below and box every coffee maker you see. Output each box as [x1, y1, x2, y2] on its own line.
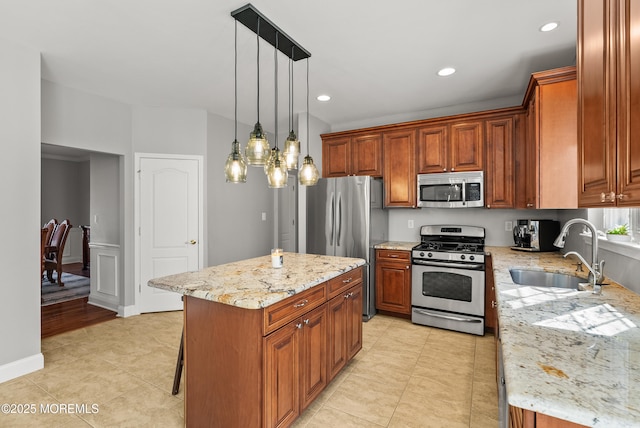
[512, 220, 560, 252]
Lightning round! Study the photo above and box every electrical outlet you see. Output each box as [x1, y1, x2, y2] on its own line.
[408, 220, 414, 229]
[505, 221, 513, 231]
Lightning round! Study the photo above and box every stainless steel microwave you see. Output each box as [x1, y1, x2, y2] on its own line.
[417, 171, 484, 208]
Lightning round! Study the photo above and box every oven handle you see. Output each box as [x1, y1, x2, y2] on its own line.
[412, 259, 484, 270]
[413, 309, 482, 323]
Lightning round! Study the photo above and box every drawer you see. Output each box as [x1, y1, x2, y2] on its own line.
[376, 249, 410, 261]
[327, 267, 363, 299]
[263, 284, 327, 335]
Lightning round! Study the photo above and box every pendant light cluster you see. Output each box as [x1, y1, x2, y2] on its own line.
[226, 4, 318, 187]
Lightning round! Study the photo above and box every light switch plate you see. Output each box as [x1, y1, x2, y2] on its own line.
[408, 220, 414, 229]
[505, 221, 513, 231]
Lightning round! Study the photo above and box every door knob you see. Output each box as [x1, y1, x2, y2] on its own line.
[189, 240, 197, 245]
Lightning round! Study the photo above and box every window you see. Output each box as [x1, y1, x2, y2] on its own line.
[600, 208, 640, 242]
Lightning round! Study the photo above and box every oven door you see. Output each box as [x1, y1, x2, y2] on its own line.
[411, 260, 485, 316]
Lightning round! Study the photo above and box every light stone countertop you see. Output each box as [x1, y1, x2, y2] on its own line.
[488, 246, 640, 427]
[147, 252, 365, 310]
[374, 241, 419, 251]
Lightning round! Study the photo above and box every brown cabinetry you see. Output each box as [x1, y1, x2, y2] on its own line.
[383, 129, 416, 207]
[521, 66, 578, 209]
[327, 282, 363, 380]
[578, 0, 640, 206]
[375, 249, 411, 315]
[322, 133, 382, 178]
[484, 116, 516, 209]
[184, 266, 364, 428]
[484, 254, 497, 333]
[416, 120, 484, 173]
[264, 304, 328, 428]
[509, 406, 588, 428]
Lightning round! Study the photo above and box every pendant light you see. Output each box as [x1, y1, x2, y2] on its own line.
[224, 21, 248, 183]
[266, 32, 288, 188]
[245, 17, 270, 166]
[299, 57, 319, 186]
[283, 47, 300, 170]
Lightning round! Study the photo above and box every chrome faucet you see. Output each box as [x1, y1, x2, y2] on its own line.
[553, 218, 605, 293]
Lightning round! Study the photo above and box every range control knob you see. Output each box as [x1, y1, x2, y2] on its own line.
[427, 252, 433, 258]
[460, 255, 466, 260]
[419, 252, 425, 257]
[469, 255, 475, 261]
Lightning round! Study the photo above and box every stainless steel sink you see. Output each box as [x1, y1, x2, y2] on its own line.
[509, 269, 584, 289]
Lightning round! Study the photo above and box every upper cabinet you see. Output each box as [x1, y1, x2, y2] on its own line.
[383, 129, 416, 207]
[578, 0, 640, 206]
[521, 66, 578, 209]
[416, 120, 484, 173]
[484, 115, 517, 209]
[321, 133, 382, 178]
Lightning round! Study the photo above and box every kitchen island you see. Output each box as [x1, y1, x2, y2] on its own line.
[148, 252, 365, 428]
[488, 247, 640, 427]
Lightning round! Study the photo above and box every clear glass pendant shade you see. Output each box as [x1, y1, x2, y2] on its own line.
[283, 130, 300, 170]
[245, 122, 270, 165]
[263, 147, 276, 173]
[224, 140, 247, 183]
[299, 155, 319, 186]
[266, 149, 288, 188]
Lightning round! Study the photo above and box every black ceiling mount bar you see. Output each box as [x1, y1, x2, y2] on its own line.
[231, 3, 311, 61]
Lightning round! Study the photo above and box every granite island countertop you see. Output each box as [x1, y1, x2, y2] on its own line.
[488, 246, 640, 427]
[148, 252, 365, 309]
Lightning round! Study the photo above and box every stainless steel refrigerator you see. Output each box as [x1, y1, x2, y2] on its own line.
[306, 176, 388, 320]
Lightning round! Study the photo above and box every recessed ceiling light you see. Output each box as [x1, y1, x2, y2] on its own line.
[317, 95, 331, 102]
[437, 67, 456, 77]
[540, 22, 559, 32]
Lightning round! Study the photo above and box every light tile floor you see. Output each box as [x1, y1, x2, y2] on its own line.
[0, 312, 498, 427]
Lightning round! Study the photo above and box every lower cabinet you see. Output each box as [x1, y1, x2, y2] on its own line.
[184, 267, 364, 428]
[327, 283, 363, 380]
[264, 304, 327, 428]
[375, 249, 412, 315]
[509, 406, 588, 428]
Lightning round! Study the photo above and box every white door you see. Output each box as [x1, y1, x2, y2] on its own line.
[137, 154, 202, 313]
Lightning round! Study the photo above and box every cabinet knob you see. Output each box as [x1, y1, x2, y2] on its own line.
[491, 301, 497, 308]
[406, 265, 410, 269]
[304, 319, 310, 325]
[450, 168, 455, 172]
[487, 204, 491, 209]
[443, 168, 447, 172]
[296, 323, 303, 329]
[600, 192, 616, 203]
[526, 203, 534, 208]
[617, 193, 625, 200]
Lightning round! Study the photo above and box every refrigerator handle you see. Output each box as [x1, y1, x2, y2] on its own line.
[337, 192, 342, 246]
[330, 191, 335, 245]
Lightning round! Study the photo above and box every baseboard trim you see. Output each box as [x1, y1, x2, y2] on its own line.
[118, 304, 139, 318]
[0, 353, 44, 384]
[87, 295, 118, 314]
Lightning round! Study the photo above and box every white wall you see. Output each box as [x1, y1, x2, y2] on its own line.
[0, 38, 42, 381]
[41, 158, 89, 228]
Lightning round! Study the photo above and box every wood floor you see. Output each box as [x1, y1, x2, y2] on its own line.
[41, 262, 117, 338]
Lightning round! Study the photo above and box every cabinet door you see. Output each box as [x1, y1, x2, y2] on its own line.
[375, 260, 411, 314]
[327, 294, 347, 380]
[617, 0, 640, 205]
[450, 121, 484, 172]
[484, 254, 497, 334]
[300, 305, 327, 411]
[578, 0, 617, 206]
[416, 125, 448, 173]
[525, 94, 538, 208]
[383, 129, 416, 207]
[345, 283, 363, 360]
[485, 117, 515, 209]
[322, 136, 351, 177]
[352, 133, 383, 177]
[264, 322, 299, 428]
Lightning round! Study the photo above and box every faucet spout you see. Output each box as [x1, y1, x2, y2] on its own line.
[555, 218, 604, 290]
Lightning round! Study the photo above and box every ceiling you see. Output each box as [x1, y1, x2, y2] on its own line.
[1, 0, 576, 135]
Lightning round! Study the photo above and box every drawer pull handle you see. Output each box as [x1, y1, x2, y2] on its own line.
[390, 254, 398, 258]
[293, 299, 308, 308]
[342, 277, 353, 283]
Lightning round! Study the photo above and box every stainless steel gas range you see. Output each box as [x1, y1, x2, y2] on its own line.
[411, 225, 485, 335]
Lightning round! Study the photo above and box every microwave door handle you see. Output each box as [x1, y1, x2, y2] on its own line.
[462, 179, 466, 204]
